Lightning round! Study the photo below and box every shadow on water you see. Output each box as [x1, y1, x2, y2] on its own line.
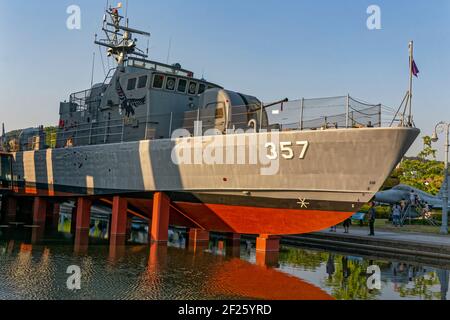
[0, 217, 449, 300]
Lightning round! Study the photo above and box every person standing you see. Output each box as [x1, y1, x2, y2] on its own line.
[393, 204, 401, 227]
[343, 217, 351, 234]
[368, 202, 376, 236]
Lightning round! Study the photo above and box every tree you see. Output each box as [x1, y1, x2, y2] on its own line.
[382, 136, 443, 195]
[418, 136, 437, 160]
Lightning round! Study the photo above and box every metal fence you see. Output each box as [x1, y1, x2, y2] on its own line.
[265, 95, 382, 131]
[6, 95, 384, 150]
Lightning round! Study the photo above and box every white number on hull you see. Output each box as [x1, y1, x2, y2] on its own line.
[296, 141, 309, 159]
[265, 141, 309, 160]
[280, 142, 294, 160]
[265, 143, 278, 160]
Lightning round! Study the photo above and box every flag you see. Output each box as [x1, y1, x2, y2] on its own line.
[411, 59, 420, 78]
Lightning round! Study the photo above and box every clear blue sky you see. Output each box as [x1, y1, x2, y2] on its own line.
[1, 0, 449, 158]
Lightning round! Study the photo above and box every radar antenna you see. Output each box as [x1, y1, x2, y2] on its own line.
[94, 2, 150, 65]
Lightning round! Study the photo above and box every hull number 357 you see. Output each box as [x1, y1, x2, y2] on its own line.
[265, 141, 309, 160]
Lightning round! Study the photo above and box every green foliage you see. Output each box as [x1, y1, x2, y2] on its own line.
[359, 204, 392, 219]
[382, 136, 444, 195]
[418, 136, 437, 160]
[395, 159, 444, 195]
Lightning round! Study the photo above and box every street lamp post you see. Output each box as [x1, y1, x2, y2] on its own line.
[431, 121, 450, 235]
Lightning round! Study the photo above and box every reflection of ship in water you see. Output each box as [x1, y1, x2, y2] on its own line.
[0, 233, 449, 300]
[208, 258, 333, 300]
[0, 237, 332, 300]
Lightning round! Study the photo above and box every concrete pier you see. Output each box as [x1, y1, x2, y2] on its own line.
[285, 228, 450, 261]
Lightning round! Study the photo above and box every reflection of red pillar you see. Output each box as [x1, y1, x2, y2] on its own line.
[256, 234, 281, 268]
[148, 242, 168, 273]
[33, 197, 48, 225]
[150, 192, 170, 243]
[31, 226, 45, 244]
[187, 228, 210, 253]
[76, 198, 92, 231]
[74, 229, 89, 254]
[110, 196, 128, 246]
[5, 197, 17, 223]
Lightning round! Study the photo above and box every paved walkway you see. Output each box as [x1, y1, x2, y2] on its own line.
[317, 227, 450, 247]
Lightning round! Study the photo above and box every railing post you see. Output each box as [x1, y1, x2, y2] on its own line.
[104, 118, 109, 144]
[88, 122, 93, 145]
[378, 104, 382, 127]
[121, 118, 125, 142]
[299, 98, 304, 130]
[259, 102, 263, 132]
[345, 94, 350, 129]
[168, 112, 173, 138]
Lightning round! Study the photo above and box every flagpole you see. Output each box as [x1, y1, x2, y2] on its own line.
[408, 40, 414, 126]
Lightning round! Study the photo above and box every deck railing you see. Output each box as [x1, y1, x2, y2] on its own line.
[4, 95, 389, 150]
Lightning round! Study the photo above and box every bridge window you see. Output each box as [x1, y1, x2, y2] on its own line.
[177, 79, 187, 93]
[188, 81, 198, 95]
[152, 74, 165, 89]
[127, 78, 137, 90]
[198, 83, 206, 94]
[166, 77, 176, 91]
[138, 75, 148, 89]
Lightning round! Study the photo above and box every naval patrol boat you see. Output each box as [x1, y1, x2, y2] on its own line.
[2, 6, 419, 235]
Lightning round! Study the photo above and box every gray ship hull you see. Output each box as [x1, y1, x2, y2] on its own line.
[11, 127, 419, 235]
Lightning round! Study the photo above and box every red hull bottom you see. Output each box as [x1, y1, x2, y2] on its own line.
[126, 198, 354, 236]
[171, 202, 353, 235]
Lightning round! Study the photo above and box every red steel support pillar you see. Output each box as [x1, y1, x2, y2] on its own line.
[150, 192, 170, 243]
[33, 197, 48, 225]
[4, 197, 17, 223]
[256, 234, 281, 268]
[74, 198, 91, 254]
[110, 196, 128, 247]
[76, 198, 92, 231]
[189, 228, 210, 242]
[52, 203, 61, 229]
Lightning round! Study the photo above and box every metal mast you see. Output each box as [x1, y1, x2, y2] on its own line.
[94, 3, 150, 66]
